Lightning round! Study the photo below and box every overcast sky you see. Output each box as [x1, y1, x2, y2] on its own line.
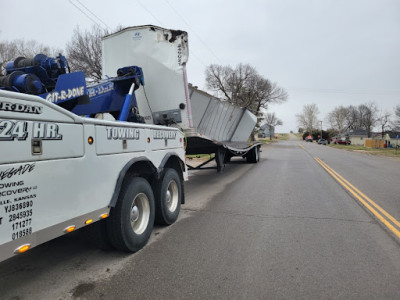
[1, 0, 399, 132]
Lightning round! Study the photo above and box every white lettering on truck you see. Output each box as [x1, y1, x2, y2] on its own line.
[153, 130, 176, 139]
[0, 121, 62, 141]
[0, 101, 42, 114]
[32, 122, 62, 140]
[45, 86, 85, 103]
[106, 127, 140, 140]
[0, 120, 28, 140]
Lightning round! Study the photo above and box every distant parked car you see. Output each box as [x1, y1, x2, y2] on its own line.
[305, 135, 313, 142]
[334, 139, 351, 145]
[318, 139, 327, 145]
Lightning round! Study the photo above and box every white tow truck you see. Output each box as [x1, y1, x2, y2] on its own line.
[0, 38, 188, 263]
[0, 24, 260, 262]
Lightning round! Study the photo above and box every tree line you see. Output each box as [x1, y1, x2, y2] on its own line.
[0, 26, 107, 80]
[1, 26, 288, 130]
[297, 102, 400, 138]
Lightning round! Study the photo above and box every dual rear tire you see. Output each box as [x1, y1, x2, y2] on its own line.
[104, 168, 182, 252]
[155, 168, 182, 225]
[107, 177, 155, 252]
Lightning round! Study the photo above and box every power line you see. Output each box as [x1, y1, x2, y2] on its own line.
[136, 0, 165, 26]
[68, 0, 102, 29]
[68, 0, 111, 31]
[288, 87, 400, 96]
[163, 0, 222, 64]
[188, 48, 208, 68]
[134, 0, 207, 68]
[75, 0, 111, 31]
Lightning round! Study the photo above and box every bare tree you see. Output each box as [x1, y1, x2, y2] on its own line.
[296, 103, 320, 132]
[66, 26, 106, 81]
[329, 103, 378, 136]
[358, 102, 378, 137]
[391, 105, 400, 130]
[327, 106, 349, 133]
[205, 63, 288, 115]
[0, 39, 60, 75]
[263, 112, 283, 139]
[344, 105, 360, 131]
[378, 111, 392, 137]
[0, 41, 16, 75]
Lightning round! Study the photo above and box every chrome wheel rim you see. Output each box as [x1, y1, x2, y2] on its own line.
[130, 193, 150, 235]
[165, 180, 179, 212]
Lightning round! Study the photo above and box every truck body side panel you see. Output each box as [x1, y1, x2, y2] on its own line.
[0, 90, 187, 262]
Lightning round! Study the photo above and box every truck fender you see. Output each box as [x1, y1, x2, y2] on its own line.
[109, 156, 157, 207]
[158, 152, 186, 174]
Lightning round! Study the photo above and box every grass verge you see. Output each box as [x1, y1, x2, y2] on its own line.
[329, 144, 400, 158]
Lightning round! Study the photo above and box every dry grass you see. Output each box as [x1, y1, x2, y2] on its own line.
[257, 133, 289, 143]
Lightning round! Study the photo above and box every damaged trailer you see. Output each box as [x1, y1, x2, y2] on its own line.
[102, 25, 261, 172]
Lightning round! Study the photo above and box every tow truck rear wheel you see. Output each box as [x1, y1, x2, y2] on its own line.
[155, 168, 182, 225]
[107, 177, 155, 252]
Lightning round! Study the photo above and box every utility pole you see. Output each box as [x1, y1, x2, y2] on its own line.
[320, 121, 323, 139]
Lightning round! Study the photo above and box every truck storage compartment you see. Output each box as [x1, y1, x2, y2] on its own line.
[0, 91, 85, 164]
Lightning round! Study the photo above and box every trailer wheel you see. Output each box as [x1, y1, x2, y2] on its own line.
[155, 168, 182, 225]
[107, 177, 155, 252]
[246, 146, 259, 163]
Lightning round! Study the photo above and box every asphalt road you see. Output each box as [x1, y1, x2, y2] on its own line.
[1, 138, 399, 299]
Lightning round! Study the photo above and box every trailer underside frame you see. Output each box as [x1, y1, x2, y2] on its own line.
[185, 136, 261, 172]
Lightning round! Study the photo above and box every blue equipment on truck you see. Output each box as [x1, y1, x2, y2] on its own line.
[0, 53, 145, 122]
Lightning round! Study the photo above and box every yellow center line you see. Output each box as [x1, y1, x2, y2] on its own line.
[315, 157, 400, 238]
[296, 142, 305, 149]
[316, 158, 400, 229]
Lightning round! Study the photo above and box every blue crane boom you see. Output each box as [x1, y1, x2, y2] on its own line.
[0, 54, 144, 122]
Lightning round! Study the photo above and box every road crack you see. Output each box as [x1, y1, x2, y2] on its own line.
[182, 208, 374, 225]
